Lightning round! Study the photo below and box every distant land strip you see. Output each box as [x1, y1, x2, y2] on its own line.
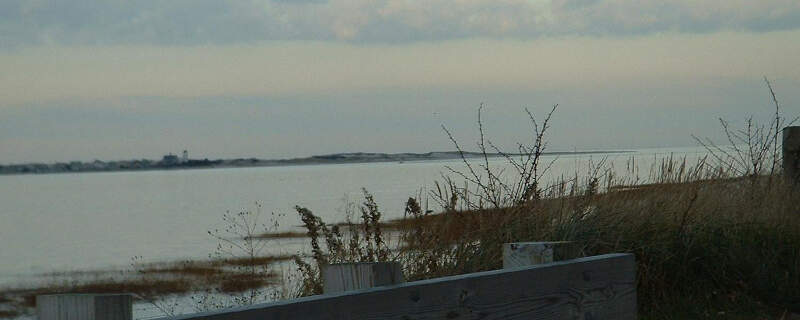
[0, 150, 632, 175]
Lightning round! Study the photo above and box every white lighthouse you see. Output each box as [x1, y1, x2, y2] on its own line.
[182, 150, 188, 163]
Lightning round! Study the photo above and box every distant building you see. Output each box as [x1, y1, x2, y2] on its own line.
[162, 153, 180, 166]
[182, 150, 189, 163]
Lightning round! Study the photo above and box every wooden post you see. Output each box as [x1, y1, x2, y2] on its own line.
[322, 262, 404, 294]
[37, 294, 132, 320]
[784, 126, 800, 185]
[503, 241, 583, 269]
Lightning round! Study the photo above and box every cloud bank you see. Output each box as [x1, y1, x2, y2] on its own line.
[2, 0, 800, 47]
[3, 31, 799, 106]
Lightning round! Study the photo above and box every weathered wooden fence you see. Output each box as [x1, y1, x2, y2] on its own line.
[36, 294, 132, 320]
[153, 253, 635, 320]
[36, 253, 636, 319]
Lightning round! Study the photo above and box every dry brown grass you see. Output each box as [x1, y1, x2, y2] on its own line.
[248, 231, 308, 239]
[289, 91, 799, 317]
[0, 252, 291, 318]
[217, 274, 273, 293]
[0, 310, 20, 319]
[21, 278, 195, 306]
[137, 265, 222, 277]
[221, 254, 294, 267]
[379, 169, 799, 318]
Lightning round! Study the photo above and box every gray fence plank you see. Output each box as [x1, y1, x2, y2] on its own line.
[323, 262, 405, 293]
[163, 253, 636, 320]
[36, 294, 132, 320]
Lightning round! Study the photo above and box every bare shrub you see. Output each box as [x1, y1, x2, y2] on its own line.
[693, 77, 798, 179]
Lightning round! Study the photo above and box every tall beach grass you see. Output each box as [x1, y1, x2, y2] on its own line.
[290, 86, 799, 318]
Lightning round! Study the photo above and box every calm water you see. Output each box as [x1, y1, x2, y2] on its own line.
[0, 146, 707, 286]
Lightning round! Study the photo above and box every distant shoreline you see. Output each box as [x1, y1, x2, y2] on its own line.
[0, 150, 633, 176]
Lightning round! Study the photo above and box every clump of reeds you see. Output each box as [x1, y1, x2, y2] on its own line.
[292, 188, 395, 296]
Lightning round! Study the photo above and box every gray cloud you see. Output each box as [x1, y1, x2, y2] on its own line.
[2, 0, 800, 48]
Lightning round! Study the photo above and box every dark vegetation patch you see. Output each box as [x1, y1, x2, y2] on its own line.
[218, 274, 273, 293]
[221, 255, 294, 267]
[14, 278, 194, 308]
[0, 310, 20, 319]
[248, 231, 308, 239]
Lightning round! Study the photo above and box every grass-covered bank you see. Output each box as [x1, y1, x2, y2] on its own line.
[288, 92, 800, 318]
[288, 169, 800, 318]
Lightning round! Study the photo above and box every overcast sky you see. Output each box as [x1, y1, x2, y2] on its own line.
[1, 0, 799, 163]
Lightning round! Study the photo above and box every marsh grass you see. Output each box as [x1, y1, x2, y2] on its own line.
[395, 135, 798, 316]
[291, 85, 799, 317]
[383, 170, 800, 317]
[291, 188, 396, 296]
[0, 294, 17, 319]
[248, 231, 308, 240]
[0, 252, 293, 318]
[0, 204, 293, 318]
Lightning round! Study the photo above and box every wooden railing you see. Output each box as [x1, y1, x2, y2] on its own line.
[37, 252, 636, 319]
[37, 244, 637, 320]
[154, 253, 636, 320]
